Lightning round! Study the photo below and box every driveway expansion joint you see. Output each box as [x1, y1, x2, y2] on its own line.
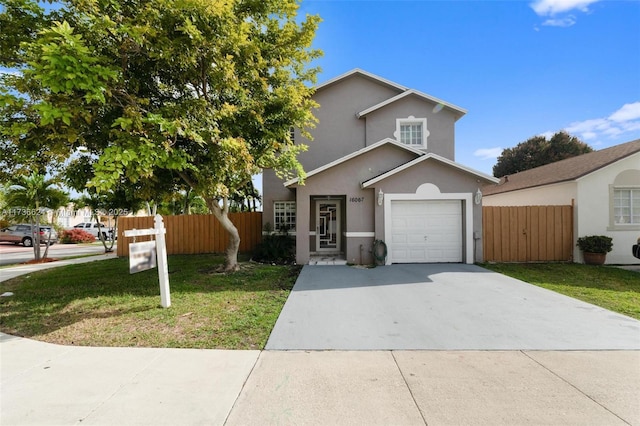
[391, 350, 429, 426]
[521, 351, 634, 426]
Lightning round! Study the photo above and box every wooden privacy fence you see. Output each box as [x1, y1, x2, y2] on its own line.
[116, 212, 262, 257]
[483, 205, 573, 262]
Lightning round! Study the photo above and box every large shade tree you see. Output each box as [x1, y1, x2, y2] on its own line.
[1, 0, 322, 271]
[493, 131, 593, 178]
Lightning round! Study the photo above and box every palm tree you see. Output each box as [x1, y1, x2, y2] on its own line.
[5, 173, 68, 260]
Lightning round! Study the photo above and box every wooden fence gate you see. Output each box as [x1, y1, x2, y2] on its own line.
[483, 205, 573, 262]
[117, 212, 262, 257]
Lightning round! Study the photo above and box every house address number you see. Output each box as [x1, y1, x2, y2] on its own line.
[349, 197, 365, 203]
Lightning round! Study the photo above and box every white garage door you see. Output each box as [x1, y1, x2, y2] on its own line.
[390, 200, 463, 263]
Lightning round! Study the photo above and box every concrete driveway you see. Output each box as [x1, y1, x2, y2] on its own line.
[266, 264, 640, 350]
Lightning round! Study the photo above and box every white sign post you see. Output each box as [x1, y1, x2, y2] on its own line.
[124, 214, 171, 308]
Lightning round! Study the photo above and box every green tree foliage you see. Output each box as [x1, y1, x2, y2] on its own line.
[1, 0, 322, 270]
[493, 131, 593, 178]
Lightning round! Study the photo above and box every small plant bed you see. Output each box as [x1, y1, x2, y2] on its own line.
[0, 255, 301, 349]
[481, 263, 640, 320]
[60, 229, 96, 244]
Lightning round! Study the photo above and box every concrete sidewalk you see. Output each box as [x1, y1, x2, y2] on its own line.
[1, 333, 638, 425]
[2, 259, 639, 424]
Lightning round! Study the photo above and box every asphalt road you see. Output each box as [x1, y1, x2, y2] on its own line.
[0, 242, 114, 266]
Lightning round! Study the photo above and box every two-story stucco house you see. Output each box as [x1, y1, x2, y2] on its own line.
[262, 69, 499, 265]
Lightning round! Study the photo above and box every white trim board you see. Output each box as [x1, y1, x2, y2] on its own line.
[315, 68, 408, 92]
[362, 152, 499, 188]
[343, 232, 375, 238]
[285, 138, 423, 187]
[357, 89, 467, 119]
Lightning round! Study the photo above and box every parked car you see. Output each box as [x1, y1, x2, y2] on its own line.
[0, 224, 58, 247]
[72, 222, 114, 240]
[633, 236, 640, 260]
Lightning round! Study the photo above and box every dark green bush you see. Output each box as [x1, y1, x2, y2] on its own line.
[576, 235, 613, 254]
[252, 234, 295, 264]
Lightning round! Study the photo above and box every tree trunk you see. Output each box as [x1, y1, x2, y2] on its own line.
[42, 228, 53, 259]
[33, 214, 41, 260]
[95, 213, 115, 253]
[206, 197, 240, 272]
[185, 188, 192, 215]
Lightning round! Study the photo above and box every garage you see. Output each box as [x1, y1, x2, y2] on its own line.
[389, 200, 462, 263]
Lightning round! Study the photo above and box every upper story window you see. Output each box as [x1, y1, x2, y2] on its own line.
[395, 116, 429, 149]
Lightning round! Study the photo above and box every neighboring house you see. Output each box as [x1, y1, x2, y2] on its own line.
[483, 139, 640, 265]
[262, 69, 498, 265]
[55, 205, 97, 229]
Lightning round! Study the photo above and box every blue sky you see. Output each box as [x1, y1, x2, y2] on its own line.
[297, 0, 640, 176]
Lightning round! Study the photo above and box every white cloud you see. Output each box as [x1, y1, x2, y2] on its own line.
[608, 102, 640, 122]
[560, 101, 640, 142]
[580, 131, 597, 140]
[530, 0, 599, 16]
[474, 147, 503, 160]
[565, 118, 610, 133]
[530, 0, 599, 29]
[542, 16, 576, 27]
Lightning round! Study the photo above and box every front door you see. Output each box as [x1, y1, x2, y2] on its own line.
[316, 200, 340, 252]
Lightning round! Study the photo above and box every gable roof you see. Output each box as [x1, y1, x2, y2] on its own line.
[357, 89, 467, 120]
[483, 139, 640, 196]
[362, 153, 499, 188]
[284, 138, 423, 187]
[315, 68, 408, 93]
[314, 69, 465, 120]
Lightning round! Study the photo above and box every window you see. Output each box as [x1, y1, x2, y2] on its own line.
[400, 123, 422, 146]
[613, 188, 640, 225]
[395, 116, 429, 148]
[274, 201, 296, 232]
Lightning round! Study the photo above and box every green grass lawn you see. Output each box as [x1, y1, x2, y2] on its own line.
[481, 263, 640, 320]
[0, 255, 300, 349]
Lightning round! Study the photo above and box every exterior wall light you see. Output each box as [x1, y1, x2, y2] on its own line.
[474, 188, 483, 205]
[378, 189, 384, 206]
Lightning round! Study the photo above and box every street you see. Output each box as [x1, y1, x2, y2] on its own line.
[0, 242, 114, 266]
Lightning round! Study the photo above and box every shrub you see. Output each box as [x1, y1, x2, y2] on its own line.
[61, 228, 96, 244]
[252, 234, 295, 264]
[576, 235, 613, 254]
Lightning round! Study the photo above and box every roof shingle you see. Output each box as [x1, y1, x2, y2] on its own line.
[483, 139, 640, 195]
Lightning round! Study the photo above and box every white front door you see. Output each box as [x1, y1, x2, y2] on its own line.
[316, 201, 340, 252]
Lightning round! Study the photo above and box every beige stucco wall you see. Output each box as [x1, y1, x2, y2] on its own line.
[293, 144, 417, 265]
[297, 74, 402, 171]
[482, 182, 577, 206]
[262, 169, 296, 232]
[364, 95, 457, 160]
[576, 154, 640, 265]
[373, 159, 487, 263]
[291, 149, 490, 264]
[263, 73, 402, 232]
